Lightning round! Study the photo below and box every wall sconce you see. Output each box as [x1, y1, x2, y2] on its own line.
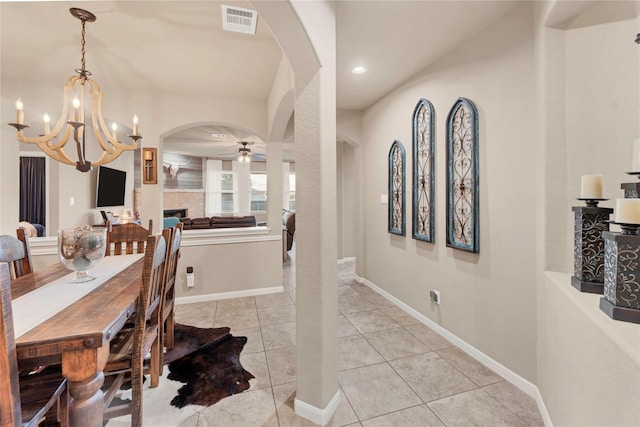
[143, 147, 157, 184]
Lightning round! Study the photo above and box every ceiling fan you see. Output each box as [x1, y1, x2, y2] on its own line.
[236, 141, 265, 163]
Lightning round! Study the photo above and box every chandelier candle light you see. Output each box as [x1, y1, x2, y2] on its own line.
[8, 8, 141, 172]
[572, 175, 612, 293]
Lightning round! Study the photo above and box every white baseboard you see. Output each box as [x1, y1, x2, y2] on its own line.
[294, 389, 341, 426]
[355, 274, 553, 427]
[534, 387, 553, 427]
[175, 285, 284, 305]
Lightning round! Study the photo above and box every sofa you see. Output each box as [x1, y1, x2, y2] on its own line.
[283, 209, 295, 251]
[179, 215, 256, 230]
[18, 221, 45, 237]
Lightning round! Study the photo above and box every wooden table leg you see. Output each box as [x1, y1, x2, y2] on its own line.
[62, 346, 109, 427]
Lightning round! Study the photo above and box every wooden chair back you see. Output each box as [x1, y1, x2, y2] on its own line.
[0, 228, 34, 279]
[105, 220, 153, 256]
[0, 262, 22, 426]
[159, 223, 182, 366]
[140, 234, 167, 329]
[162, 223, 182, 313]
[103, 235, 166, 426]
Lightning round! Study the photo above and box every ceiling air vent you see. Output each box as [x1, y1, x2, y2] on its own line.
[221, 4, 257, 35]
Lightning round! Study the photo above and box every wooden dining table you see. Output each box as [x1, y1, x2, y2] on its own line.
[11, 254, 144, 427]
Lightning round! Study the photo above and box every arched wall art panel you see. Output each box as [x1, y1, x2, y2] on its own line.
[412, 99, 435, 242]
[446, 98, 479, 253]
[388, 140, 406, 236]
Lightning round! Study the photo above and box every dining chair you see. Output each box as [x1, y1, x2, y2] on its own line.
[105, 219, 153, 256]
[0, 262, 68, 427]
[0, 228, 33, 279]
[162, 216, 180, 229]
[102, 234, 166, 427]
[159, 223, 182, 373]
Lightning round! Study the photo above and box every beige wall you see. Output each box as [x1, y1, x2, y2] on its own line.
[563, 12, 640, 263]
[359, 3, 538, 382]
[538, 273, 640, 425]
[536, 3, 640, 424]
[25, 231, 282, 299]
[0, 78, 269, 235]
[336, 140, 358, 260]
[175, 236, 281, 298]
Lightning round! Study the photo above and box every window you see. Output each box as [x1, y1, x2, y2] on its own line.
[250, 172, 267, 212]
[220, 172, 235, 213]
[19, 155, 47, 232]
[288, 172, 296, 210]
[205, 159, 235, 216]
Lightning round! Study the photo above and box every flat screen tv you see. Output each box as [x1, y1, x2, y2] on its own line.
[96, 166, 127, 208]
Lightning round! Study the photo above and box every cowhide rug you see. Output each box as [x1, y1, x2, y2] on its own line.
[164, 323, 255, 408]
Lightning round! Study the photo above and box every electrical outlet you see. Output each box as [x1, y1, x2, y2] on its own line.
[430, 290, 441, 305]
[186, 266, 195, 288]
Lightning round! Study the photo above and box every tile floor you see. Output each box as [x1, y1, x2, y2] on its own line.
[107, 249, 545, 426]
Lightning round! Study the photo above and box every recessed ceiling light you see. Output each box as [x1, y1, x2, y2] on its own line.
[211, 133, 227, 138]
[351, 66, 367, 75]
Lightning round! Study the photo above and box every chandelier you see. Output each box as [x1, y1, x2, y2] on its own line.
[9, 8, 141, 172]
[237, 141, 252, 163]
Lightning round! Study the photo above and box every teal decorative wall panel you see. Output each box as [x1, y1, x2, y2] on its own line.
[412, 99, 435, 243]
[446, 98, 479, 253]
[388, 140, 406, 236]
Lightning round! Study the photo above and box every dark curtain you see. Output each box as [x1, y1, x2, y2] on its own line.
[20, 157, 46, 227]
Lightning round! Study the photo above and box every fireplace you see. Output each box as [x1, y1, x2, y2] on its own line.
[164, 208, 188, 218]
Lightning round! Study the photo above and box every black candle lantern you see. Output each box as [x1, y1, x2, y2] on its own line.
[571, 199, 613, 294]
[600, 224, 640, 324]
[620, 171, 640, 198]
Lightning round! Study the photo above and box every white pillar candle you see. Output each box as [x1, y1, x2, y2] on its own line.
[72, 97, 80, 122]
[43, 114, 50, 135]
[15, 98, 23, 124]
[580, 175, 603, 199]
[632, 139, 640, 172]
[615, 198, 640, 224]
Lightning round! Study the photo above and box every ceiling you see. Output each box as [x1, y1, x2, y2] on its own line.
[1, 0, 522, 160]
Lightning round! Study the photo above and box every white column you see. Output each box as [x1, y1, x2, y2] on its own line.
[293, 2, 339, 422]
[232, 160, 251, 215]
[267, 141, 284, 236]
[205, 159, 222, 216]
[282, 161, 290, 210]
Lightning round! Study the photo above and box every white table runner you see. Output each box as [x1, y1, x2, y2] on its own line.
[13, 254, 143, 339]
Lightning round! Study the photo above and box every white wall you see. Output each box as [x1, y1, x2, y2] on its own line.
[359, 3, 538, 382]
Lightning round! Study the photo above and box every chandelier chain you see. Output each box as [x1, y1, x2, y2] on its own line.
[80, 20, 86, 73]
